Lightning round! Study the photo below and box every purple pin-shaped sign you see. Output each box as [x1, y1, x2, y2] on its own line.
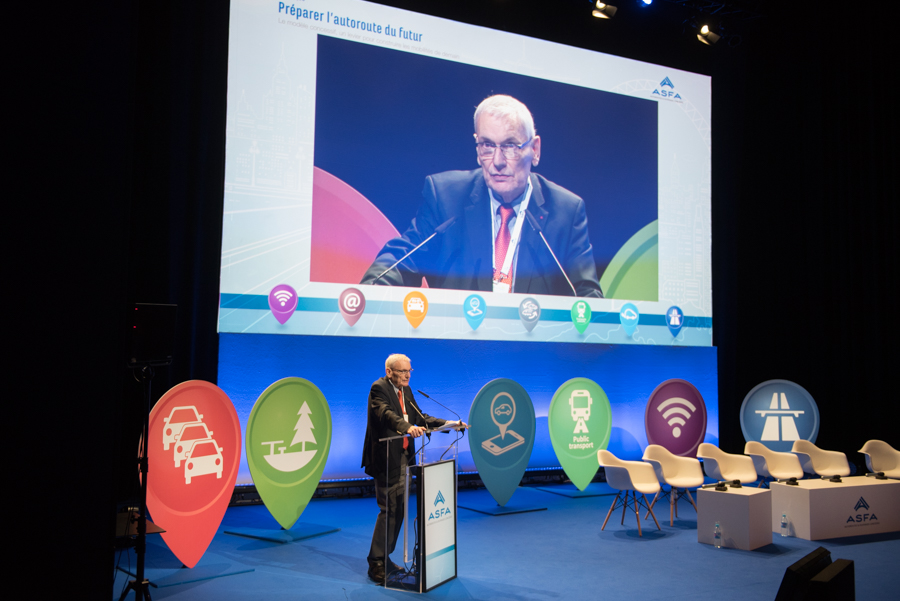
[339, 288, 366, 327]
[644, 379, 707, 457]
[269, 284, 298, 325]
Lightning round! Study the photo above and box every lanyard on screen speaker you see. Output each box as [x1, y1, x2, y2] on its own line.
[371, 216, 458, 284]
[524, 210, 577, 296]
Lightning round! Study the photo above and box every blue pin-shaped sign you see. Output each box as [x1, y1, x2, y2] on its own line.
[463, 294, 486, 330]
[666, 306, 684, 338]
[619, 303, 639, 337]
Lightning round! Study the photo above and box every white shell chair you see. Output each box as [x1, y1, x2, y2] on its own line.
[697, 443, 757, 485]
[791, 440, 850, 477]
[598, 450, 661, 536]
[642, 445, 703, 526]
[858, 440, 900, 478]
[744, 441, 803, 486]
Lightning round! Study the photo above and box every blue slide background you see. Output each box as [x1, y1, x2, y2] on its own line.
[313, 35, 659, 277]
[218, 333, 718, 482]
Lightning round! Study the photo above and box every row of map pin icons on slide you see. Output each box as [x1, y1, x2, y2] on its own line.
[267, 284, 685, 336]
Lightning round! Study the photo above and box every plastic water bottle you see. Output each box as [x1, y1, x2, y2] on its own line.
[780, 514, 788, 537]
[714, 522, 722, 548]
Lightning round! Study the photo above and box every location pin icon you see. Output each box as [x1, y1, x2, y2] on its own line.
[666, 306, 684, 338]
[146, 381, 241, 568]
[619, 302, 640, 337]
[548, 377, 612, 491]
[403, 291, 428, 329]
[571, 300, 591, 334]
[468, 379, 536, 506]
[518, 297, 541, 332]
[269, 284, 298, 325]
[338, 288, 365, 327]
[491, 391, 516, 440]
[246, 378, 332, 529]
[463, 294, 486, 330]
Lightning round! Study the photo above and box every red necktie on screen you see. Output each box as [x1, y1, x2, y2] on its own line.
[494, 205, 515, 284]
[398, 388, 408, 450]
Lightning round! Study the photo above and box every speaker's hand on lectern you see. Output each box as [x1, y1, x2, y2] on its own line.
[450, 420, 469, 431]
[407, 425, 427, 438]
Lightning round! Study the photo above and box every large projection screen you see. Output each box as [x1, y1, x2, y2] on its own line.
[218, 0, 716, 484]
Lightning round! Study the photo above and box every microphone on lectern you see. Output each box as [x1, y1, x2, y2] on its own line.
[524, 210, 577, 296]
[417, 389, 466, 432]
[371, 216, 458, 284]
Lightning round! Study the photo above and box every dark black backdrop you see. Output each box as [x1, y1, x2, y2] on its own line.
[26, 1, 894, 597]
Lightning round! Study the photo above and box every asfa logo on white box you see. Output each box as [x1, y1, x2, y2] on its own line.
[652, 77, 683, 103]
[846, 496, 878, 524]
[429, 490, 452, 521]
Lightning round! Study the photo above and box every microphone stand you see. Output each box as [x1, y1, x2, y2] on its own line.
[415, 389, 462, 424]
[524, 210, 577, 296]
[371, 217, 457, 283]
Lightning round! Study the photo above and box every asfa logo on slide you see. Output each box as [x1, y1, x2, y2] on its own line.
[739, 380, 819, 452]
[429, 490, 451, 521]
[652, 77, 683, 103]
[847, 496, 878, 524]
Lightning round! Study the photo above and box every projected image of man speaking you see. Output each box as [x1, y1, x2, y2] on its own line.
[360, 95, 604, 298]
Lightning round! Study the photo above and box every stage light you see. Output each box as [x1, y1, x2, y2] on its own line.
[592, 2, 618, 19]
[697, 24, 721, 45]
[641, 0, 653, 5]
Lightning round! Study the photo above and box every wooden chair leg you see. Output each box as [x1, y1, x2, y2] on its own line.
[633, 492, 642, 537]
[644, 491, 660, 521]
[670, 487, 675, 526]
[644, 494, 662, 531]
[621, 490, 629, 525]
[685, 490, 698, 513]
[601, 492, 620, 531]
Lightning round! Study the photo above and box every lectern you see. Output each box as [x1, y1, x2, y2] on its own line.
[380, 425, 459, 592]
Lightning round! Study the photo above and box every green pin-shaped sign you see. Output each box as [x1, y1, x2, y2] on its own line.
[548, 377, 612, 490]
[571, 300, 592, 334]
[246, 377, 332, 529]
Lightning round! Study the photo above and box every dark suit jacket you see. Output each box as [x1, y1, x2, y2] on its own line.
[361, 170, 603, 297]
[361, 377, 447, 484]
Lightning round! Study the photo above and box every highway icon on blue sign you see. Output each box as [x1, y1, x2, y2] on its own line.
[740, 379, 819, 453]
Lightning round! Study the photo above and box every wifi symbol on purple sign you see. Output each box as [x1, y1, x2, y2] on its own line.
[657, 398, 696, 438]
[645, 379, 708, 457]
[268, 284, 299, 325]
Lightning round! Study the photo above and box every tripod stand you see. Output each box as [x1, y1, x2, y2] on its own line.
[119, 365, 156, 601]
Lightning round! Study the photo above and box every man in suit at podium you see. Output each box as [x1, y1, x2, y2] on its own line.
[360, 94, 603, 298]
[361, 354, 463, 583]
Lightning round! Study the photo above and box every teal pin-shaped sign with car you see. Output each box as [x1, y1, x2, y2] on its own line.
[468, 379, 536, 506]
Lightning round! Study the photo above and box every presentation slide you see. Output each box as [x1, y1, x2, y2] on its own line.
[217, 0, 717, 484]
[219, 0, 712, 347]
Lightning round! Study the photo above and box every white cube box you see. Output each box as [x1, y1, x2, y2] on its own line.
[771, 476, 900, 540]
[697, 487, 772, 550]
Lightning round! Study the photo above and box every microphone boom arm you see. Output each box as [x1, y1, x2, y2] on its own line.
[525, 211, 577, 296]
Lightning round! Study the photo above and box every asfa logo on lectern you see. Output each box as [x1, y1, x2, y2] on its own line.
[847, 497, 878, 524]
[429, 490, 451, 521]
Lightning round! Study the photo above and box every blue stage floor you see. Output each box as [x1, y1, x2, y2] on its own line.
[113, 484, 899, 600]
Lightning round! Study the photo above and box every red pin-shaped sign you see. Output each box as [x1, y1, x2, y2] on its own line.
[146, 381, 241, 568]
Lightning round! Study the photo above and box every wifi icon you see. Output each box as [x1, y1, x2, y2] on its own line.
[273, 290, 293, 306]
[656, 397, 697, 438]
[268, 284, 299, 325]
[645, 379, 708, 457]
